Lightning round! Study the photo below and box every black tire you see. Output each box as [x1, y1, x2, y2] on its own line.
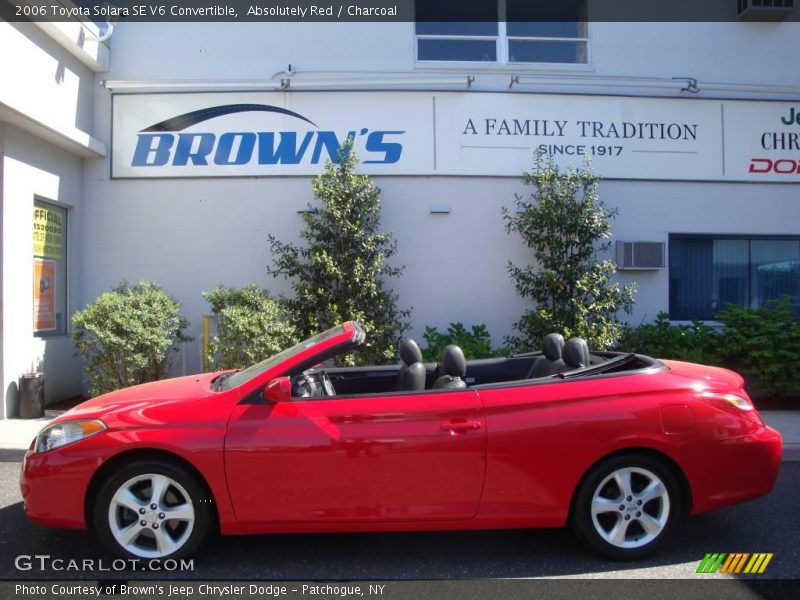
[93, 459, 213, 561]
[571, 453, 683, 559]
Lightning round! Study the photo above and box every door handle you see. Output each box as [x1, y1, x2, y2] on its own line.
[440, 419, 482, 434]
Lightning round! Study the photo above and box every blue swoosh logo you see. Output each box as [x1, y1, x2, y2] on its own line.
[141, 104, 318, 132]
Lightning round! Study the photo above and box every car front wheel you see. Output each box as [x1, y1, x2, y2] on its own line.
[572, 453, 683, 559]
[93, 460, 213, 560]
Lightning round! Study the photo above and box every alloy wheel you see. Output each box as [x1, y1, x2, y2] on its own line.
[107, 473, 195, 559]
[589, 466, 671, 549]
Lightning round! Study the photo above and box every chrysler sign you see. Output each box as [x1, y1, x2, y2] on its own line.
[112, 92, 798, 182]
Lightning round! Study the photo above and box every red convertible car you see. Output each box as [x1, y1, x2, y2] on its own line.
[20, 321, 781, 561]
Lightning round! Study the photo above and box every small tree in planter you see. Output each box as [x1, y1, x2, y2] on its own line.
[72, 282, 191, 396]
[267, 139, 410, 365]
[203, 284, 299, 370]
[502, 153, 636, 352]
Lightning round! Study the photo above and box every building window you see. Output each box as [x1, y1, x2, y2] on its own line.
[415, 0, 588, 65]
[669, 235, 800, 321]
[33, 199, 68, 337]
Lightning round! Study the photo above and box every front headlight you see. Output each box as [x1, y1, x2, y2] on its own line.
[35, 419, 106, 453]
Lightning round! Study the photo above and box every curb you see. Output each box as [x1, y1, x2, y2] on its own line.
[783, 445, 800, 463]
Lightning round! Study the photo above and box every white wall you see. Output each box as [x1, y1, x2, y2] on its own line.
[1, 125, 84, 417]
[0, 16, 100, 415]
[589, 22, 800, 86]
[1, 18, 797, 410]
[104, 22, 414, 80]
[102, 21, 800, 87]
[607, 180, 799, 325]
[0, 20, 97, 140]
[80, 161, 800, 376]
[77, 20, 800, 377]
[0, 128, 4, 414]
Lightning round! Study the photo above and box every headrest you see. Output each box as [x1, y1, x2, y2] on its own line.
[440, 345, 467, 378]
[399, 338, 422, 365]
[562, 337, 591, 368]
[542, 333, 565, 361]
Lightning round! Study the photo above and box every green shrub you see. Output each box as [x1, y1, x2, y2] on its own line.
[715, 299, 800, 398]
[618, 312, 719, 364]
[421, 323, 500, 362]
[503, 153, 635, 352]
[71, 282, 191, 397]
[203, 284, 300, 370]
[620, 299, 800, 399]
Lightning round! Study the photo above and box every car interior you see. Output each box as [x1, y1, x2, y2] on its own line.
[289, 333, 662, 399]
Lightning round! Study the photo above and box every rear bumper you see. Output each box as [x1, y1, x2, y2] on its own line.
[688, 426, 782, 515]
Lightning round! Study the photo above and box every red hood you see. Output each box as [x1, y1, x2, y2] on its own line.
[61, 372, 223, 421]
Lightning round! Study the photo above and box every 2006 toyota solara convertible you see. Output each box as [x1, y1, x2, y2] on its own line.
[21, 321, 782, 560]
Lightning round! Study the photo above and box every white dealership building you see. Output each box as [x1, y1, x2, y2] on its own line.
[1, 3, 800, 416]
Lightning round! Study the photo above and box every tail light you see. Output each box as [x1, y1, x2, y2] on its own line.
[697, 391, 764, 426]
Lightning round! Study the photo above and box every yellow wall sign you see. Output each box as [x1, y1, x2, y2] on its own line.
[33, 206, 63, 259]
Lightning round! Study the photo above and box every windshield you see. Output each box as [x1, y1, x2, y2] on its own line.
[217, 324, 348, 391]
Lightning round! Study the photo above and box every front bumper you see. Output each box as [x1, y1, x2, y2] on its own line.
[20, 445, 96, 530]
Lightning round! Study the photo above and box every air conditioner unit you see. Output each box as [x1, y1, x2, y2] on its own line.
[737, 0, 794, 21]
[616, 241, 665, 270]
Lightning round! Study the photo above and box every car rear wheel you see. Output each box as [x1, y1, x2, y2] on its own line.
[571, 453, 682, 559]
[93, 460, 213, 560]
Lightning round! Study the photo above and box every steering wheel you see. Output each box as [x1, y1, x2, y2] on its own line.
[320, 371, 336, 397]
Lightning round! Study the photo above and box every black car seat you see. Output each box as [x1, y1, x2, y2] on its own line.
[561, 337, 591, 370]
[432, 345, 468, 390]
[395, 338, 426, 392]
[526, 333, 565, 378]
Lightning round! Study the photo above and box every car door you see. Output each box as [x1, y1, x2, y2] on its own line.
[224, 388, 486, 523]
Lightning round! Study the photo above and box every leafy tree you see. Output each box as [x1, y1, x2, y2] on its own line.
[267, 139, 410, 365]
[203, 284, 300, 370]
[71, 282, 191, 396]
[502, 153, 636, 351]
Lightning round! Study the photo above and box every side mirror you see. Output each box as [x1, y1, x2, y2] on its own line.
[263, 376, 292, 403]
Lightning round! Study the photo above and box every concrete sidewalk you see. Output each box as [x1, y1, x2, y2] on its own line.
[0, 413, 55, 450]
[762, 410, 800, 462]
[0, 409, 798, 461]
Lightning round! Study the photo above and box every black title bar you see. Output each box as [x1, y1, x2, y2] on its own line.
[2, 0, 798, 23]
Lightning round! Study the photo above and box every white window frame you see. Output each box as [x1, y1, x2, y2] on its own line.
[414, 0, 590, 68]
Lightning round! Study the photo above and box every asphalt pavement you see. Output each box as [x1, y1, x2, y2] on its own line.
[0, 449, 797, 581]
